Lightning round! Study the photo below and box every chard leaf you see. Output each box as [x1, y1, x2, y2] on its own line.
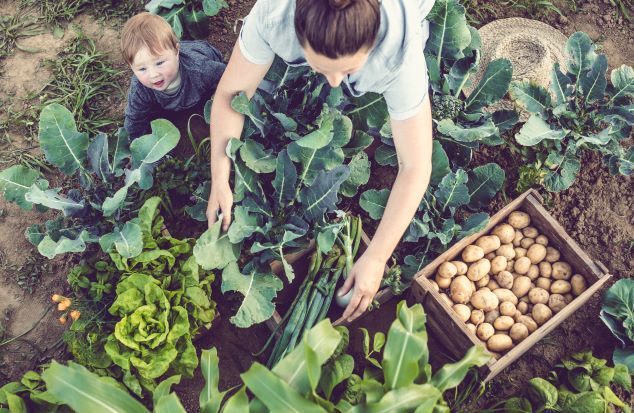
[543, 152, 581, 192]
[609, 64, 634, 102]
[202, 0, 228, 16]
[130, 119, 180, 189]
[240, 139, 276, 173]
[330, 114, 353, 148]
[87, 133, 111, 181]
[272, 149, 297, 206]
[341, 151, 370, 197]
[288, 144, 345, 186]
[601, 279, 634, 340]
[316, 218, 346, 254]
[437, 119, 500, 144]
[295, 112, 334, 149]
[145, 0, 184, 13]
[38, 231, 90, 259]
[566, 31, 597, 77]
[458, 212, 489, 238]
[185, 181, 210, 222]
[273, 113, 297, 132]
[446, 54, 479, 96]
[516, 115, 568, 146]
[430, 141, 451, 186]
[509, 81, 552, 117]
[299, 166, 350, 222]
[183, 8, 209, 39]
[25, 185, 85, 216]
[342, 130, 374, 157]
[231, 93, 265, 135]
[102, 222, 143, 259]
[38, 103, 89, 175]
[464, 58, 513, 112]
[111, 128, 131, 172]
[375, 144, 397, 166]
[467, 163, 505, 209]
[360, 189, 390, 220]
[580, 54, 608, 103]
[194, 221, 240, 270]
[347, 93, 389, 130]
[234, 158, 262, 203]
[404, 218, 430, 243]
[102, 168, 142, 217]
[0, 165, 46, 210]
[550, 63, 573, 106]
[425, 0, 472, 71]
[491, 109, 519, 133]
[221, 262, 283, 328]
[434, 169, 470, 211]
[228, 206, 261, 243]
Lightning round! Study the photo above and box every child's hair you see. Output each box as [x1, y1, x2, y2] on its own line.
[294, 0, 380, 59]
[121, 12, 179, 65]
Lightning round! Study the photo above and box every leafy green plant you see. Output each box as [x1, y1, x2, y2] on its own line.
[145, 0, 228, 39]
[0, 9, 43, 60]
[509, 32, 633, 192]
[0, 369, 64, 412]
[0, 103, 180, 259]
[600, 279, 634, 371]
[502, 351, 632, 413]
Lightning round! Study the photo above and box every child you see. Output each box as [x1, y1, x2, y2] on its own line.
[121, 12, 226, 139]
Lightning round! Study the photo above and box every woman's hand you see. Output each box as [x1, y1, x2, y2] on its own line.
[206, 176, 233, 231]
[339, 252, 386, 322]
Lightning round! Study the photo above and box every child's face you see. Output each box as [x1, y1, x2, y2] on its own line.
[131, 45, 179, 91]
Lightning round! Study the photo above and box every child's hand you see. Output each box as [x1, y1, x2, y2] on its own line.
[206, 181, 233, 231]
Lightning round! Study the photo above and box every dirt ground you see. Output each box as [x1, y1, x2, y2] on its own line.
[0, 0, 632, 410]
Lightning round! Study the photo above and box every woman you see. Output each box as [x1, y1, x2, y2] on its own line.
[207, 0, 435, 322]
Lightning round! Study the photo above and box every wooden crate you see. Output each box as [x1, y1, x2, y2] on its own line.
[410, 189, 611, 382]
[265, 229, 393, 331]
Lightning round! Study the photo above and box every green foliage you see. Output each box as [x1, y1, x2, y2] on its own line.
[600, 279, 634, 371]
[146, 0, 228, 39]
[0, 369, 64, 412]
[0, 103, 179, 259]
[502, 351, 632, 413]
[432, 94, 464, 121]
[510, 32, 634, 192]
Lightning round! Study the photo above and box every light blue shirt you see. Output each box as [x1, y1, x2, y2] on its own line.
[239, 0, 435, 120]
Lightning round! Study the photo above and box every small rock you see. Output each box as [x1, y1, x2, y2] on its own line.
[603, 14, 611, 23]
[618, 16, 623, 24]
[558, 15, 568, 25]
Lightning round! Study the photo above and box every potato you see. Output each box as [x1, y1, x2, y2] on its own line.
[512, 276, 532, 298]
[494, 316, 515, 331]
[487, 279, 500, 290]
[492, 224, 515, 244]
[471, 290, 499, 311]
[476, 235, 501, 254]
[520, 237, 536, 249]
[496, 244, 516, 260]
[477, 323, 495, 341]
[451, 261, 468, 275]
[440, 293, 454, 307]
[519, 295, 530, 304]
[552, 262, 572, 280]
[436, 274, 452, 289]
[564, 293, 574, 304]
[517, 301, 529, 315]
[513, 230, 524, 247]
[438, 262, 458, 278]
[485, 252, 496, 261]
[450, 275, 473, 304]
[535, 277, 552, 290]
[467, 259, 491, 281]
[548, 294, 567, 313]
[535, 235, 549, 246]
[462, 245, 485, 263]
[514, 247, 527, 259]
[539, 262, 552, 278]
[490, 256, 508, 274]
[522, 226, 539, 238]
[453, 304, 471, 322]
[508, 211, 530, 229]
[500, 301, 517, 317]
[514, 257, 532, 275]
[527, 244, 547, 264]
[470, 309, 485, 325]
[527, 265, 540, 281]
[506, 260, 515, 272]
[487, 334, 513, 352]
[571, 274, 587, 296]
[429, 280, 440, 292]
[475, 274, 490, 288]
[517, 315, 538, 333]
[509, 323, 529, 342]
[545, 247, 561, 263]
[528, 288, 549, 305]
[493, 288, 519, 305]
[484, 309, 500, 324]
[495, 271, 514, 289]
[551, 280, 572, 295]
[466, 323, 477, 335]
[532, 303, 553, 325]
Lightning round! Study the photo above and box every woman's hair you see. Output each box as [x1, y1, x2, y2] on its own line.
[121, 12, 179, 65]
[295, 0, 380, 59]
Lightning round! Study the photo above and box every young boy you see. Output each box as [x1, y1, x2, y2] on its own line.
[121, 12, 226, 139]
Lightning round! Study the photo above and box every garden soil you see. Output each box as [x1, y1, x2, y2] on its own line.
[0, 0, 632, 410]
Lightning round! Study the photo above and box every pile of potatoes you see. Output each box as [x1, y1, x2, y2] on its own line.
[428, 211, 588, 356]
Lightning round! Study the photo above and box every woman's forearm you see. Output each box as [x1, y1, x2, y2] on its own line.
[365, 164, 431, 262]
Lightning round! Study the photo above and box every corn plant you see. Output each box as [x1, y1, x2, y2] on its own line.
[509, 32, 634, 192]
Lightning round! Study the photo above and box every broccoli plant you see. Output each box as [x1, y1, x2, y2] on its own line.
[0, 103, 180, 259]
[509, 32, 633, 192]
[145, 0, 228, 39]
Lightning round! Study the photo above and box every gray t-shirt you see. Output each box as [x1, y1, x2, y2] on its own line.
[124, 40, 226, 139]
[239, 0, 435, 120]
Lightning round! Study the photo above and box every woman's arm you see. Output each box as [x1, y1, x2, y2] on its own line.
[207, 41, 272, 230]
[340, 94, 433, 321]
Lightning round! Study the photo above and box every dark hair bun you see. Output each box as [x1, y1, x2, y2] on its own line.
[328, 0, 354, 10]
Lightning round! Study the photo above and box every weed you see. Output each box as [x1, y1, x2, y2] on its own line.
[39, 33, 124, 134]
[0, 9, 43, 60]
[460, 0, 498, 25]
[22, 0, 145, 26]
[516, 161, 547, 194]
[610, 0, 632, 21]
